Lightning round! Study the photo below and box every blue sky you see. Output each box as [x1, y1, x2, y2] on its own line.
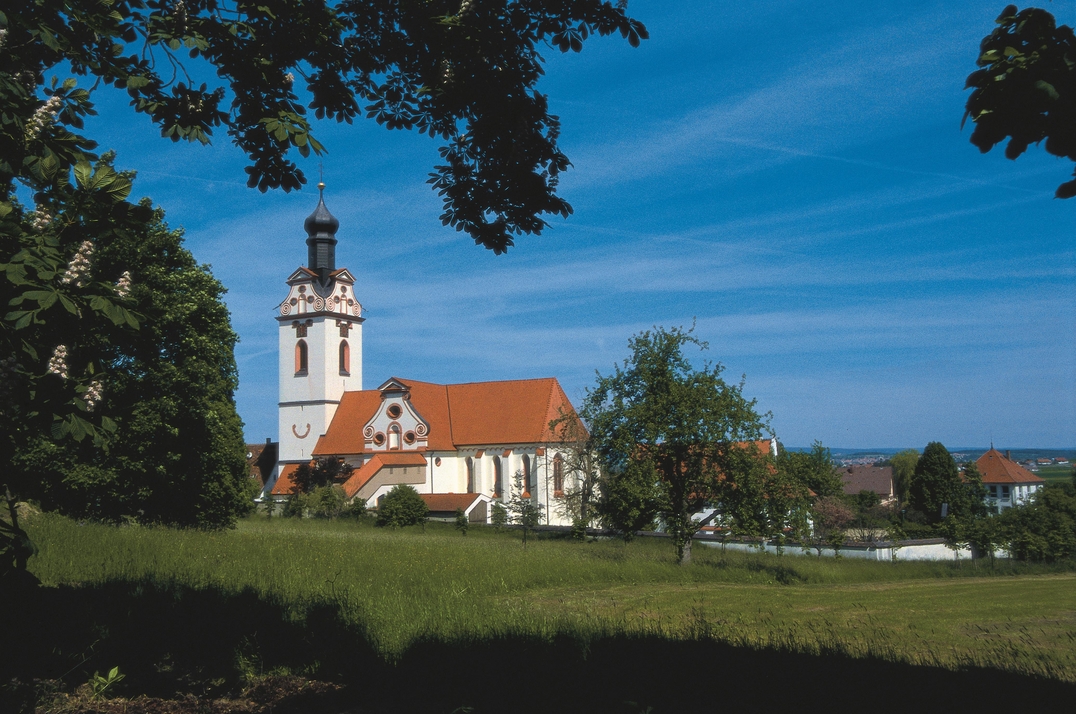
[79, 1, 1075, 449]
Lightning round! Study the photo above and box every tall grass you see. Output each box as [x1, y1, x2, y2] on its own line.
[23, 514, 1076, 681]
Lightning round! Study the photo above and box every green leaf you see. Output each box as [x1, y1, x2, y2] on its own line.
[73, 161, 93, 187]
[1035, 80, 1060, 100]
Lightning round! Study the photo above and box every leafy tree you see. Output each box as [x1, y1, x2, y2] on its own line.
[291, 457, 354, 495]
[964, 6, 1076, 198]
[4, 171, 253, 527]
[505, 472, 543, 545]
[776, 441, 841, 498]
[376, 484, 428, 528]
[3, 1, 647, 253]
[887, 449, 919, 505]
[549, 408, 602, 527]
[491, 501, 508, 531]
[719, 443, 810, 549]
[454, 506, 468, 535]
[998, 482, 1076, 562]
[582, 325, 768, 565]
[805, 495, 853, 557]
[596, 461, 660, 540]
[909, 442, 984, 524]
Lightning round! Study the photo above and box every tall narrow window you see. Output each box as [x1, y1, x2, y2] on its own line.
[388, 424, 401, 450]
[339, 340, 350, 375]
[552, 454, 564, 494]
[466, 457, 475, 493]
[492, 456, 503, 497]
[295, 340, 308, 374]
[521, 454, 533, 494]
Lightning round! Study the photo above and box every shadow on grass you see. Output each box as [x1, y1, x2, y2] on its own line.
[1, 579, 1072, 712]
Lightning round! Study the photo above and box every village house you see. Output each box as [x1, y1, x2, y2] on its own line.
[262, 189, 585, 525]
[976, 448, 1044, 512]
[838, 465, 896, 506]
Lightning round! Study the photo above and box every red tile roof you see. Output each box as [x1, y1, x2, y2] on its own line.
[340, 452, 428, 499]
[270, 463, 300, 496]
[313, 377, 581, 456]
[976, 448, 1045, 485]
[840, 465, 895, 498]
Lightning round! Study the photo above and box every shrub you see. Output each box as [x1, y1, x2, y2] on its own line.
[306, 485, 346, 519]
[341, 498, 367, 520]
[281, 493, 308, 518]
[454, 507, 468, 535]
[491, 502, 508, 530]
[376, 485, 428, 528]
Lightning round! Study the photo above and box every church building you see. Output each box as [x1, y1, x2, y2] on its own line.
[265, 187, 583, 526]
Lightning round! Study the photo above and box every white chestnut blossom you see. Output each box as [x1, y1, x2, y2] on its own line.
[61, 240, 94, 287]
[29, 208, 52, 232]
[24, 96, 63, 142]
[84, 379, 104, 412]
[115, 270, 132, 298]
[47, 345, 69, 379]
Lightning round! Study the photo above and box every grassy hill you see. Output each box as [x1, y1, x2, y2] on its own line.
[7, 514, 1075, 711]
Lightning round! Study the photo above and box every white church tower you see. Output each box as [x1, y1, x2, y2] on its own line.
[275, 184, 363, 472]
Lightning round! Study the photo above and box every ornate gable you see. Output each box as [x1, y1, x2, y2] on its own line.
[362, 378, 430, 451]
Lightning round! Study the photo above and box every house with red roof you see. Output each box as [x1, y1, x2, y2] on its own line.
[975, 448, 1045, 512]
[264, 189, 585, 525]
[838, 465, 895, 506]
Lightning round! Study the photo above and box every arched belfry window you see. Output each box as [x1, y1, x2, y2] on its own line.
[552, 454, 564, 494]
[295, 340, 308, 375]
[492, 456, 503, 497]
[339, 340, 350, 375]
[466, 457, 475, 493]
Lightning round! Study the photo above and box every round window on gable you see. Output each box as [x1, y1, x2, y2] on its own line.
[386, 404, 402, 419]
[404, 431, 416, 445]
[373, 432, 386, 446]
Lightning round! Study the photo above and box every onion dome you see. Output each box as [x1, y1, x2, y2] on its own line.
[304, 182, 338, 280]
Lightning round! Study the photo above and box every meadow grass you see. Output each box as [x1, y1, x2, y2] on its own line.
[23, 514, 1076, 683]
[1037, 464, 1074, 484]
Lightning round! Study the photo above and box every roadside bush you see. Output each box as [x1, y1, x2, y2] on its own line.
[375, 485, 428, 528]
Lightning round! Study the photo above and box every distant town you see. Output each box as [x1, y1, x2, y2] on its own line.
[820, 448, 1075, 470]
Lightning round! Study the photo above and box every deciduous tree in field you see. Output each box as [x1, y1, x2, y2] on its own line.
[887, 449, 919, 506]
[582, 325, 768, 565]
[775, 441, 842, 498]
[909, 442, 986, 525]
[805, 495, 854, 557]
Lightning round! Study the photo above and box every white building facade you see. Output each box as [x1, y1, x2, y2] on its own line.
[269, 192, 584, 526]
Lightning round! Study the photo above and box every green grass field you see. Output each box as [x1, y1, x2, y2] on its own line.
[22, 513, 1076, 686]
[1037, 464, 1074, 484]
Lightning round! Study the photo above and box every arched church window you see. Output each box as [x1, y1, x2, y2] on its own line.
[552, 454, 564, 495]
[339, 340, 350, 375]
[388, 424, 401, 450]
[521, 454, 534, 495]
[492, 456, 503, 497]
[295, 340, 308, 374]
[466, 457, 475, 493]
